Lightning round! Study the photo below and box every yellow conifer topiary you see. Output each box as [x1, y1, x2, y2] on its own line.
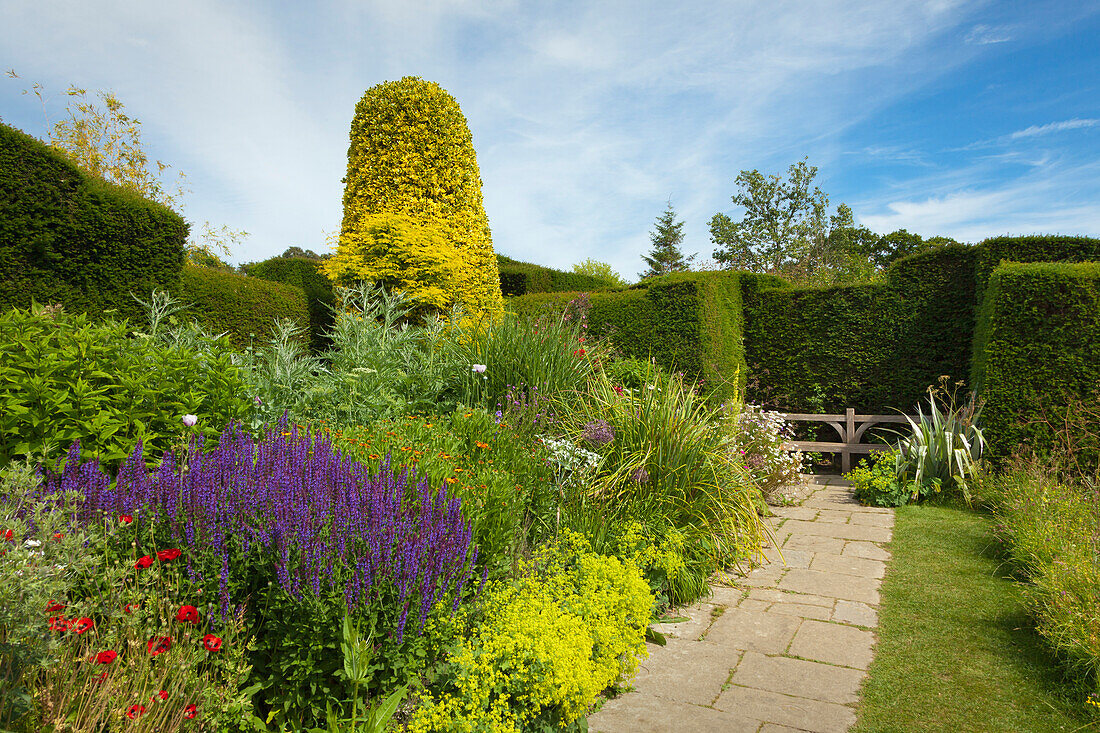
[324, 76, 503, 316]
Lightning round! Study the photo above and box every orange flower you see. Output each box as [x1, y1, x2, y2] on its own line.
[446, 477, 458, 484]
[475, 441, 489, 449]
[368, 454, 379, 460]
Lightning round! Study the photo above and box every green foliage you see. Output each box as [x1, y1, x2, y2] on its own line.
[241, 256, 336, 350]
[0, 302, 252, 469]
[982, 460, 1100, 719]
[454, 302, 599, 413]
[335, 409, 557, 573]
[709, 158, 849, 277]
[973, 235, 1100, 306]
[893, 384, 986, 504]
[742, 280, 914, 412]
[640, 201, 694, 279]
[561, 367, 767, 606]
[0, 467, 255, 732]
[498, 254, 615, 296]
[407, 534, 653, 732]
[0, 121, 187, 323]
[171, 264, 311, 350]
[849, 450, 911, 507]
[334, 76, 502, 316]
[240, 285, 465, 427]
[973, 261, 1100, 464]
[571, 257, 628, 288]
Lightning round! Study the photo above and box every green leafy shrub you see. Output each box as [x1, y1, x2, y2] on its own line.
[0, 122, 187, 323]
[407, 533, 652, 732]
[0, 303, 252, 468]
[849, 449, 911, 507]
[330, 76, 502, 317]
[240, 256, 336, 350]
[171, 264, 311, 349]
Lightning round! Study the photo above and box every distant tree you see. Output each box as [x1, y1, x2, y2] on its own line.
[641, 200, 695, 279]
[279, 246, 322, 260]
[709, 158, 848, 276]
[572, 258, 628, 288]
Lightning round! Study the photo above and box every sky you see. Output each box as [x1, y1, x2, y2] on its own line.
[2, 0, 1099, 281]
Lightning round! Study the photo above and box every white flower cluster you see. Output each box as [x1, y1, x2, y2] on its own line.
[542, 436, 603, 476]
[733, 403, 807, 497]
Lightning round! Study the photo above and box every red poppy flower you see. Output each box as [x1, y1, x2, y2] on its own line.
[151, 690, 168, 701]
[48, 616, 68, 633]
[147, 636, 172, 656]
[124, 603, 139, 613]
[93, 670, 109, 683]
[134, 555, 154, 570]
[202, 634, 222, 652]
[175, 605, 200, 624]
[52, 532, 63, 541]
[119, 514, 133, 524]
[72, 617, 94, 634]
[45, 599, 65, 613]
[156, 548, 181, 562]
[183, 704, 197, 719]
[2, 529, 12, 542]
[94, 650, 117, 665]
[126, 704, 146, 719]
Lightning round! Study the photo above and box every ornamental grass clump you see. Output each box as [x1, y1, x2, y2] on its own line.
[562, 366, 767, 606]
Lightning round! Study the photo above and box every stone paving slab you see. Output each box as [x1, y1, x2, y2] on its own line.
[788, 620, 876, 670]
[588, 480, 892, 732]
[714, 687, 857, 733]
[630, 640, 740, 705]
[808, 553, 887, 579]
[778, 568, 881, 605]
[591, 693, 764, 732]
[731, 651, 866, 704]
[704, 608, 802, 654]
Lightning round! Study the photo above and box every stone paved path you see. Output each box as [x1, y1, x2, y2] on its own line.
[589, 481, 894, 733]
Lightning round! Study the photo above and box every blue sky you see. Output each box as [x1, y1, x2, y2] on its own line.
[2, 0, 1099, 281]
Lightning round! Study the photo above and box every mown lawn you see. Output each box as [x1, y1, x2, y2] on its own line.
[853, 504, 1097, 733]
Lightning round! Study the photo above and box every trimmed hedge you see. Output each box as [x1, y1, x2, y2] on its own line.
[742, 281, 914, 413]
[972, 261, 1100, 463]
[509, 271, 752, 399]
[497, 255, 616, 296]
[0, 122, 187, 323]
[171, 266, 310, 349]
[241, 256, 335, 349]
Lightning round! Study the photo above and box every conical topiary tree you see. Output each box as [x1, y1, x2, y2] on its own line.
[323, 76, 503, 316]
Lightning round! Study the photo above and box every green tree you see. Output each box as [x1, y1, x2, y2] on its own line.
[641, 200, 695, 279]
[572, 258, 628, 288]
[710, 158, 850, 277]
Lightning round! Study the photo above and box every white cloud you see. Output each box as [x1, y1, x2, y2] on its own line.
[4, 0, 1093, 281]
[1009, 118, 1099, 139]
[965, 24, 1014, 44]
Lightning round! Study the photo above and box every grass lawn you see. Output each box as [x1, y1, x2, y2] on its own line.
[853, 503, 1097, 733]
